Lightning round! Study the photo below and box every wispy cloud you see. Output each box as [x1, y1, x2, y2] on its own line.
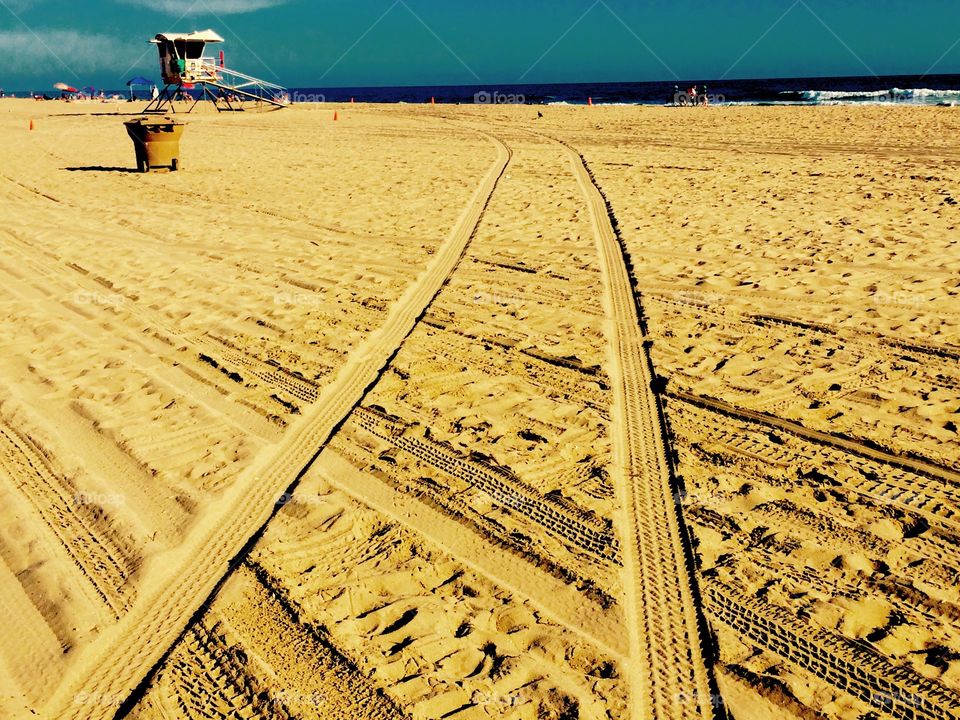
[2, 0, 38, 11]
[119, 0, 291, 14]
[0, 29, 139, 75]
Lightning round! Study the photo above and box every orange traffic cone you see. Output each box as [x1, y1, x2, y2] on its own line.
[333, 111, 339, 121]
[29, 119, 35, 131]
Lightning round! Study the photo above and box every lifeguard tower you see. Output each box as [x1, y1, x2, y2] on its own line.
[143, 30, 289, 113]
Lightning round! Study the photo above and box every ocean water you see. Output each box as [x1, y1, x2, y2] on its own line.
[287, 74, 960, 106]
[9, 73, 959, 106]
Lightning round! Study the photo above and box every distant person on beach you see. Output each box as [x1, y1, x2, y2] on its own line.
[152, 85, 159, 100]
[702, 85, 709, 105]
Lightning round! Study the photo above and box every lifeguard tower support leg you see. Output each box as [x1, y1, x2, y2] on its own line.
[143, 85, 179, 114]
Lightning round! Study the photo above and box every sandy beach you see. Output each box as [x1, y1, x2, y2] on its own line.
[1, 98, 959, 720]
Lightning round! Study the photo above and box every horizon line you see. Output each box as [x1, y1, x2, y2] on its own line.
[5, 69, 960, 93]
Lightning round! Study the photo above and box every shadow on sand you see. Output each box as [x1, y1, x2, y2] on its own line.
[65, 166, 140, 174]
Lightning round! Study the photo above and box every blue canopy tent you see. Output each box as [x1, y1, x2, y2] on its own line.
[126, 76, 154, 100]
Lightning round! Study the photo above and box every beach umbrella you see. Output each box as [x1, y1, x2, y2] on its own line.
[126, 76, 154, 99]
[53, 82, 70, 91]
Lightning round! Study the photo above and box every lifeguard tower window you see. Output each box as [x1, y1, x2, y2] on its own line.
[177, 41, 204, 60]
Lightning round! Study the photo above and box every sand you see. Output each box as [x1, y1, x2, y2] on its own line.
[0, 97, 958, 720]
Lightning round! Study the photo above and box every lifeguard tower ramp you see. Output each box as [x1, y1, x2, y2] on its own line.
[143, 30, 289, 113]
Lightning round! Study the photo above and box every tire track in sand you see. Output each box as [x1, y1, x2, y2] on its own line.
[313, 449, 627, 660]
[552, 135, 722, 720]
[44, 130, 511, 720]
[668, 390, 960, 488]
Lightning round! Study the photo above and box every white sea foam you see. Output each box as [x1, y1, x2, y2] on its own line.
[786, 88, 960, 104]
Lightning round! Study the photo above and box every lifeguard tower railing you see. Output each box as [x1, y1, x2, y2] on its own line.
[196, 61, 288, 106]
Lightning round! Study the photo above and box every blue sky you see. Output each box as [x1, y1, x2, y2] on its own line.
[2, 0, 960, 90]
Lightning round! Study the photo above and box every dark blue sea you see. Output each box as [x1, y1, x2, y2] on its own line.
[287, 73, 960, 106]
[9, 73, 959, 106]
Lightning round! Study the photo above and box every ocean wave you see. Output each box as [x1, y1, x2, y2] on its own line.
[784, 87, 960, 103]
